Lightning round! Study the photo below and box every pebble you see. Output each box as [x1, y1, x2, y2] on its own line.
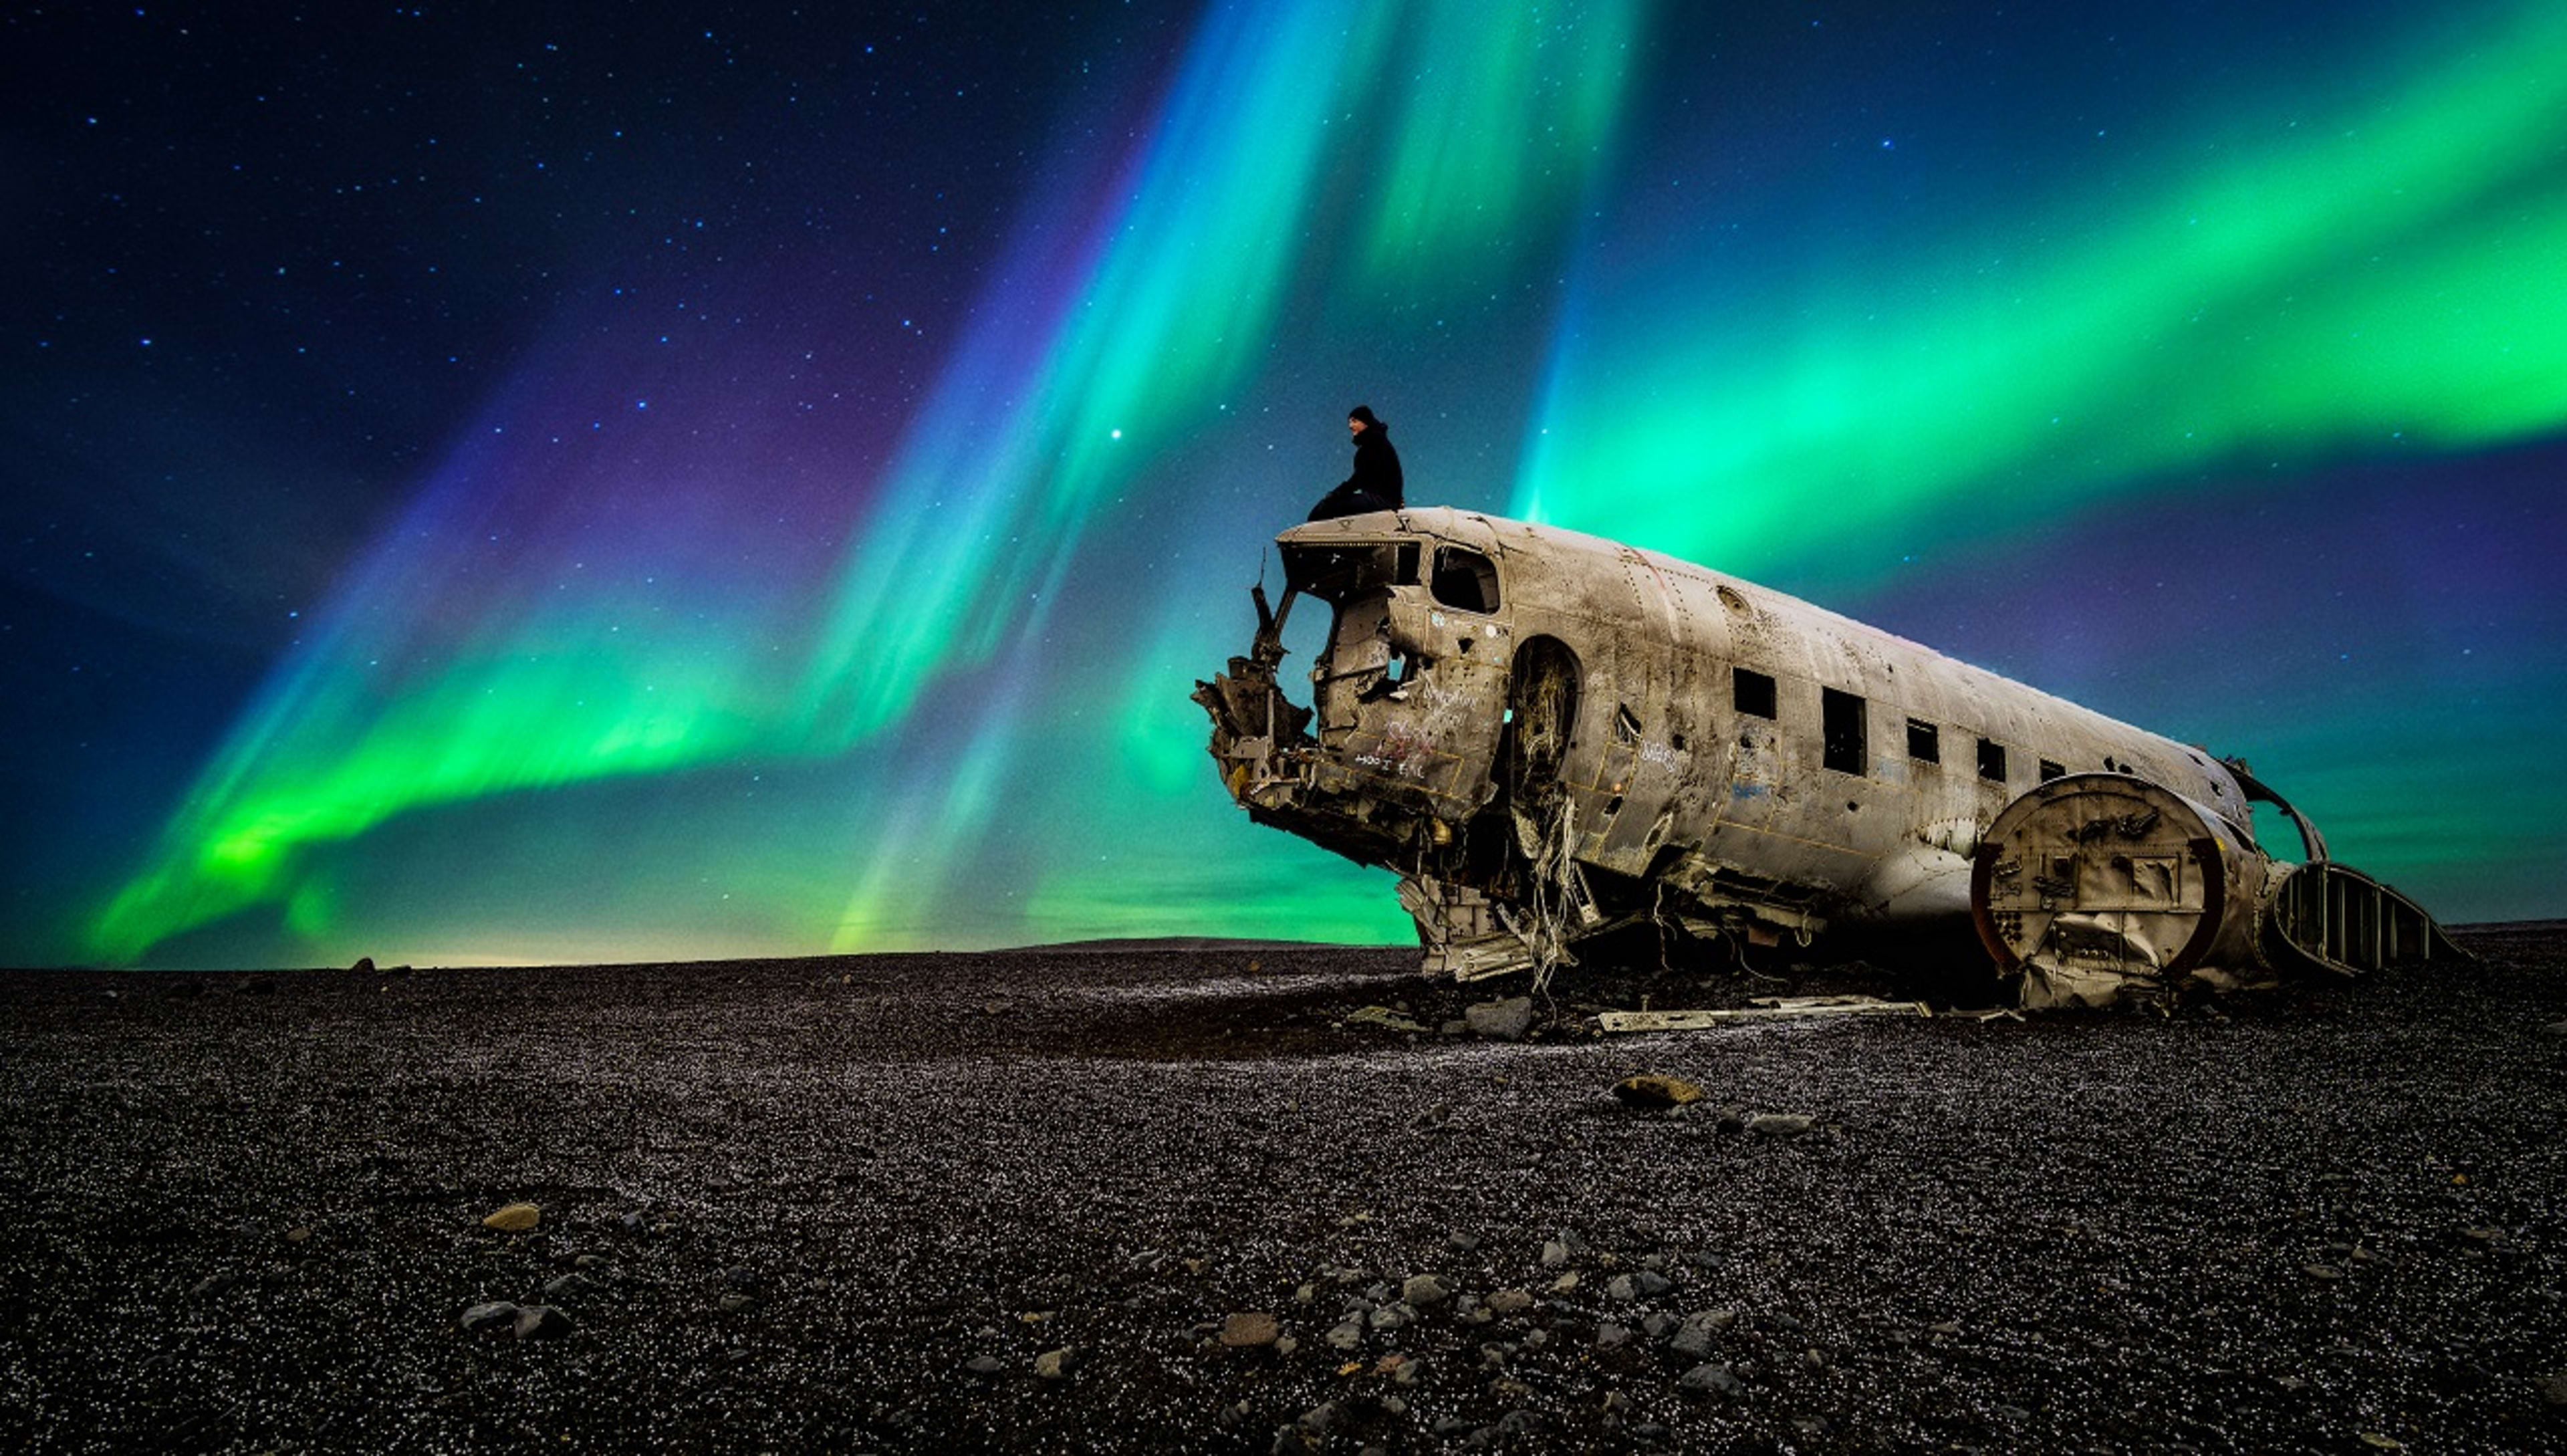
[1606, 1274, 1638, 1302]
[1486, 1288, 1535, 1315]
[459, 1301, 519, 1333]
[481, 1202, 541, 1233]
[1746, 1113, 1816, 1137]
[1220, 1312, 1280, 1348]
[543, 1273, 590, 1298]
[1465, 997, 1535, 1042]
[964, 1354, 1004, 1378]
[1678, 1362, 1743, 1396]
[1613, 1074, 1705, 1108]
[2536, 1370, 2567, 1407]
[1549, 1271, 1580, 1294]
[1540, 1241, 1571, 1269]
[1596, 1322, 1634, 1348]
[1326, 1321, 1365, 1352]
[1296, 1401, 1345, 1434]
[512, 1304, 571, 1341]
[1400, 1274, 1454, 1308]
[1033, 1347, 1075, 1380]
[718, 1292, 755, 1313]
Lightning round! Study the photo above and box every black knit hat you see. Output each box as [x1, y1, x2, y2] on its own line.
[1348, 405, 1382, 427]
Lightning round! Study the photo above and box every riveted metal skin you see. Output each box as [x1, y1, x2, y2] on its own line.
[1195, 508, 2460, 1006]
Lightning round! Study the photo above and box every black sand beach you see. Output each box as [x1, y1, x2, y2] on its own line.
[3, 928, 2562, 1453]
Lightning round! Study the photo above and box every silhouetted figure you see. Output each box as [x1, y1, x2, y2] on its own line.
[1307, 405, 1404, 521]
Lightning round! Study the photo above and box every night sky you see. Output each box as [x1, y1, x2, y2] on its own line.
[7, 1, 2562, 969]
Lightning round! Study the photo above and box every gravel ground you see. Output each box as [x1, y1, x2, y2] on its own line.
[2, 927, 2563, 1453]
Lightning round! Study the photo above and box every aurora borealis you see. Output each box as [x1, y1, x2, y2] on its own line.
[7, 1, 2562, 969]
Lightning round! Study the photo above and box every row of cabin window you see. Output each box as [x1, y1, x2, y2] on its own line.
[1731, 667, 2063, 785]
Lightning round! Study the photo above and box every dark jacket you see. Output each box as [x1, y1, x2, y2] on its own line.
[1308, 426, 1405, 521]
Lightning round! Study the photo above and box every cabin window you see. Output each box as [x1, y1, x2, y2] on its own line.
[2039, 759, 2065, 782]
[1733, 667, 1777, 719]
[1822, 689, 1866, 775]
[1429, 546, 1499, 614]
[1977, 737, 2007, 782]
[1907, 718, 1939, 763]
[1282, 541, 1413, 604]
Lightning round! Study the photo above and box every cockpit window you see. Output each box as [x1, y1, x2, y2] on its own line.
[1281, 541, 1419, 604]
[1430, 546, 1500, 614]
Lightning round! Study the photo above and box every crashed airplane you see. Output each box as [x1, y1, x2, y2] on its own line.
[1194, 508, 2463, 1008]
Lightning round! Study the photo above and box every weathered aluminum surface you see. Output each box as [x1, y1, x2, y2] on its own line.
[1194, 507, 2461, 1007]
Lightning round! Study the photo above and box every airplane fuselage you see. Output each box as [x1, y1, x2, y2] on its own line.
[1195, 507, 2456, 1005]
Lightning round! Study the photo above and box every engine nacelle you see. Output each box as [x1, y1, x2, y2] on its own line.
[1971, 773, 2271, 1008]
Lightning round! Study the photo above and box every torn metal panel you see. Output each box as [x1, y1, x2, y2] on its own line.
[1195, 507, 2466, 1009]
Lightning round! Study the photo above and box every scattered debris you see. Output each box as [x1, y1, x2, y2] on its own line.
[1598, 996, 1930, 1032]
[1344, 1005, 1429, 1034]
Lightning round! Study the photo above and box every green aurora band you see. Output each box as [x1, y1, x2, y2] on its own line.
[81, 0, 2567, 965]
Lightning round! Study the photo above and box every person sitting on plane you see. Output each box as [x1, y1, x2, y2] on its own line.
[1307, 405, 1404, 521]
